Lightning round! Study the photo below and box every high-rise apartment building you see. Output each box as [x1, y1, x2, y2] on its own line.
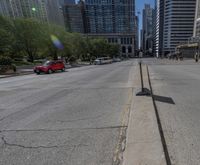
[194, 0, 200, 37]
[140, 29, 143, 50]
[163, 0, 196, 55]
[142, 4, 153, 55]
[59, 0, 75, 5]
[152, 7, 157, 56]
[155, 0, 196, 57]
[0, 0, 23, 18]
[135, 16, 139, 50]
[63, 2, 84, 33]
[84, 0, 136, 57]
[46, 0, 65, 26]
[155, 0, 165, 57]
[0, 0, 65, 26]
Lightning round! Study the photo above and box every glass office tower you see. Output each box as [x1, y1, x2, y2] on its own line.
[84, 0, 136, 57]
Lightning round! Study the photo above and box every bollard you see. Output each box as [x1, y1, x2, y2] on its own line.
[136, 61, 151, 96]
[139, 61, 144, 92]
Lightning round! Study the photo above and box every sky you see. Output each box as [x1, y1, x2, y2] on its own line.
[136, 0, 155, 30]
[136, 0, 155, 47]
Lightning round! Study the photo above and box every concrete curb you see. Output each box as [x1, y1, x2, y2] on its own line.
[0, 72, 33, 79]
[123, 64, 166, 165]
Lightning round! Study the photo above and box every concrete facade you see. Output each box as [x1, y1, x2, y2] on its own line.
[45, 0, 65, 27]
[63, 3, 84, 33]
[0, 0, 65, 27]
[84, 0, 136, 57]
[155, 0, 165, 57]
[163, 0, 196, 55]
[87, 33, 135, 58]
[194, 0, 200, 37]
[142, 4, 153, 55]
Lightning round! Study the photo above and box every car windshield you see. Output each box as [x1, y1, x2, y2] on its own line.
[42, 61, 52, 66]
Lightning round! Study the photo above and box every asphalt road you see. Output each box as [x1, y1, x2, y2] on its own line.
[0, 60, 137, 165]
[144, 58, 200, 165]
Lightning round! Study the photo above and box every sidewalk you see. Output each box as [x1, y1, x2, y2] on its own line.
[123, 64, 166, 165]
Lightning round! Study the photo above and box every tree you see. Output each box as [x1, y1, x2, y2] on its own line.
[42, 23, 71, 60]
[13, 18, 45, 62]
[0, 16, 14, 56]
[107, 43, 120, 58]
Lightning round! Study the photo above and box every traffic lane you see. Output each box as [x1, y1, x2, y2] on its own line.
[0, 60, 135, 165]
[149, 65, 200, 165]
[0, 61, 132, 89]
[0, 61, 133, 124]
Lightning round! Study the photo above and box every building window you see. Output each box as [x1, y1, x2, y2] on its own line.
[121, 38, 123, 44]
[128, 46, 132, 53]
[122, 46, 126, 53]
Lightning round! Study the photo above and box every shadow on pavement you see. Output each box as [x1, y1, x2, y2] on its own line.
[152, 95, 175, 105]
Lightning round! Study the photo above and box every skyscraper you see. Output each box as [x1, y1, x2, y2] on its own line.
[59, 0, 75, 5]
[0, 0, 23, 18]
[63, 2, 84, 33]
[0, 0, 65, 27]
[142, 4, 153, 55]
[194, 0, 200, 37]
[155, 0, 196, 57]
[135, 16, 139, 50]
[152, 7, 157, 56]
[84, 0, 136, 57]
[163, 0, 196, 55]
[45, 0, 65, 26]
[155, 0, 165, 57]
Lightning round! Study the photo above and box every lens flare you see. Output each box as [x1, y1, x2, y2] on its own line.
[32, 7, 36, 11]
[50, 35, 64, 50]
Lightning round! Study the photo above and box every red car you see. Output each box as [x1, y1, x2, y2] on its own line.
[34, 60, 65, 74]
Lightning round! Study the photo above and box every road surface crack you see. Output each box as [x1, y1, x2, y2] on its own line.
[0, 126, 127, 133]
[1, 136, 88, 149]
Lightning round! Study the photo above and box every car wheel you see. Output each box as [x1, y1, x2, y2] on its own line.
[62, 68, 65, 72]
[48, 69, 52, 74]
[35, 70, 40, 74]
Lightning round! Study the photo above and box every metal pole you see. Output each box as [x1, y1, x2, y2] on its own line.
[139, 61, 144, 92]
[198, 38, 200, 62]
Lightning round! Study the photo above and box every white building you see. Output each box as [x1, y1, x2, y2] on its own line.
[163, 0, 196, 55]
[155, 0, 165, 57]
[194, 0, 200, 37]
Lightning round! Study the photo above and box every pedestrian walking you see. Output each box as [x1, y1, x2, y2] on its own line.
[179, 51, 183, 61]
[139, 51, 143, 58]
[194, 52, 199, 62]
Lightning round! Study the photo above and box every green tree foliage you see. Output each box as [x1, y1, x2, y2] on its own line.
[0, 16, 14, 56]
[13, 18, 45, 62]
[0, 15, 121, 64]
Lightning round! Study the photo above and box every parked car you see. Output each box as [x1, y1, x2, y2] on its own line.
[94, 57, 112, 65]
[112, 58, 121, 62]
[34, 60, 65, 74]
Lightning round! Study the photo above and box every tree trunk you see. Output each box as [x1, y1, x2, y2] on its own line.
[53, 50, 58, 60]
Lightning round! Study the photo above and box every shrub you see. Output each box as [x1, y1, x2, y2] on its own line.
[68, 56, 77, 64]
[12, 64, 16, 72]
[0, 56, 12, 65]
